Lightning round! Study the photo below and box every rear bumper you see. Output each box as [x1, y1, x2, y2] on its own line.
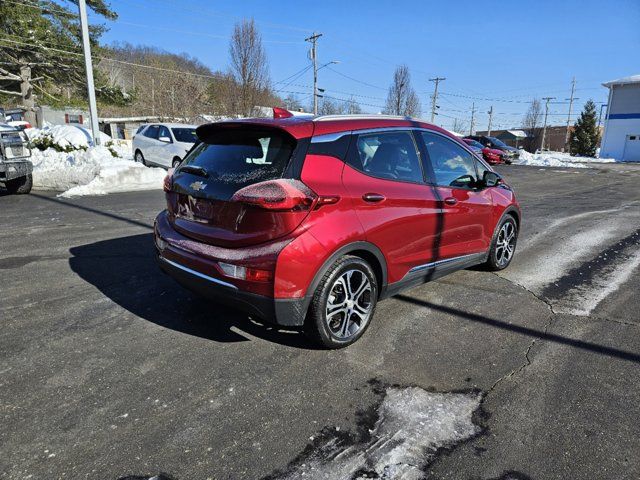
[154, 211, 307, 326]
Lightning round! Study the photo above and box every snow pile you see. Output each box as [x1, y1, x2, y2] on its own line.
[31, 146, 166, 197]
[276, 387, 481, 479]
[26, 124, 110, 149]
[515, 150, 616, 168]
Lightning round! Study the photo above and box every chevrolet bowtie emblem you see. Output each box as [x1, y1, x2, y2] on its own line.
[190, 181, 207, 191]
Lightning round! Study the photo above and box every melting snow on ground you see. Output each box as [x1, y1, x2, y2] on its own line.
[514, 150, 615, 168]
[275, 387, 481, 480]
[31, 146, 166, 198]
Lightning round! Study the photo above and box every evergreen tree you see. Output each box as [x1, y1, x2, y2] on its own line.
[0, 1, 118, 123]
[570, 100, 600, 157]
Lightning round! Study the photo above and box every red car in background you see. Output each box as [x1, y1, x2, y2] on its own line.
[462, 138, 507, 165]
[155, 112, 521, 348]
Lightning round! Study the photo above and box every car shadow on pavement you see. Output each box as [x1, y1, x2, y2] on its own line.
[396, 295, 640, 364]
[69, 233, 318, 349]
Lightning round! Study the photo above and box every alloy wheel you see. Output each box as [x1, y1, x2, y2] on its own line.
[325, 269, 373, 339]
[496, 221, 516, 267]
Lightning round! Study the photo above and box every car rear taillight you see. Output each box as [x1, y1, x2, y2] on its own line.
[230, 179, 317, 211]
[218, 262, 273, 282]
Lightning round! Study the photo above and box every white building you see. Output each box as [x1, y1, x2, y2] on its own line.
[601, 75, 640, 162]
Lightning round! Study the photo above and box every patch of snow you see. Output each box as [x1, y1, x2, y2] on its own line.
[275, 387, 481, 480]
[31, 146, 165, 197]
[26, 124, 110, 148]
[515, 150, 616, 168]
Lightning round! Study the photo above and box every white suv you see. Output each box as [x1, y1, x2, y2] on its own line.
[133, 123, 197, 168]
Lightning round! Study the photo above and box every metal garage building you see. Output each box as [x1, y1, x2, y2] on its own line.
[601, 75, 640, 162]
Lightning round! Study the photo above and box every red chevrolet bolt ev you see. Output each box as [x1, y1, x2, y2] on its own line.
[154, 113, 521, 348]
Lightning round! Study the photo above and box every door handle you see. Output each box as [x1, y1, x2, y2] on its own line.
[362, 193, 386, 203]
[443, 197, 458, 205]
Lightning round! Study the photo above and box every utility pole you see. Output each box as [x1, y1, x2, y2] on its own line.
[305, 32, 323, 115]
[540, 97, 555, 152]
[487, 106, 494, 136]
[78, 0, 100, 145]
[469, 102, 476, 136]
[429, 77, 445, 123]
[564, 77, 578, 152]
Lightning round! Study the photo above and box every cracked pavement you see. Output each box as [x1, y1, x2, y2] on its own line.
[1, 162, 640, 479]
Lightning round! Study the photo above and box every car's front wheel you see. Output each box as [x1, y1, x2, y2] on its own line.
[485, 215, 518, 271]
[172, 157, 181, 169]
[306, 255, 378, 348]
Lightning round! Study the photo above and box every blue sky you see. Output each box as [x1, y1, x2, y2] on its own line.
[97, 0, 639, 131]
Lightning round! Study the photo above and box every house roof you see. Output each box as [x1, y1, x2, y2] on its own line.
[602, 75, 640, 88]
[506, 130, 528, 138]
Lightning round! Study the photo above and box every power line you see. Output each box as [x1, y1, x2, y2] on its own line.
[325, 66, 387, 91]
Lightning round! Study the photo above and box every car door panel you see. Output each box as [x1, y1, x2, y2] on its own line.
[418, 130, 494, 260]
[341, 130, 440, 284]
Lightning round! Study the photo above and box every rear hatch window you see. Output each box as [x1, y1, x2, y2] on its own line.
[173, 127, 295, 200]
[167, 125, 310, 247]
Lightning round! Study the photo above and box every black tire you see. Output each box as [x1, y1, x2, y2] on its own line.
[134, 150, 146, 166]
[172, 157, 181, 169]
[305, 255, 378, 349]
[5, 173, 32, 194]
[484, 215, 518, 271]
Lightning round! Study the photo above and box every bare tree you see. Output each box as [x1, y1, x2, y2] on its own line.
[522, 98, 543, 152]
[345, 96, 363, 114]
[229, 18, 270, 116]
[451, 117, 468, 135]
[384, 65, 420, 117]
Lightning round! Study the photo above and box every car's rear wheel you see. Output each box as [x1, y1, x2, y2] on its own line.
[485, 215, 518, 271]
[134, 150, 146, 166]
[172, 157, 181, 169]
[5, 173, 32, 194]
[305, 255, 378, 348]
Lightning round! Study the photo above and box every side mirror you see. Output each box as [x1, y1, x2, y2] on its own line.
[483, 171, 501, 188]
[159, 136, 171, 143]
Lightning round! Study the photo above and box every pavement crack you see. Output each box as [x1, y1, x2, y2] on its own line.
[487, 313, 555, 395]
[492, 272, 556, 314]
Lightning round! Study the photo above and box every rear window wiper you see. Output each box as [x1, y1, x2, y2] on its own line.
[180, 165, 209, 178]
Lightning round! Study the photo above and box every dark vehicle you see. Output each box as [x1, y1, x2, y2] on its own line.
[155, 112, 521, 348]
[465, 135, 519, 163]
[0, 124, 32, 194]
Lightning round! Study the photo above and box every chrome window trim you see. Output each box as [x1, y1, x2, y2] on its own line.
[159, 257, 238, 290]
[310, 131, 351, 143]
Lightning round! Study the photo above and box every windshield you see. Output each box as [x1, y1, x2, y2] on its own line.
[172, 128, 197, 143]
[487, 136, 508, 148]
[176, 129, 296, 199]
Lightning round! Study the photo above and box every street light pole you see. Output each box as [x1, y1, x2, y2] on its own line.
[78, 0, 100, 146]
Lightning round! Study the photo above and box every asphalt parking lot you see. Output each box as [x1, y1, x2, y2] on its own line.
[1, 162, 640, 480]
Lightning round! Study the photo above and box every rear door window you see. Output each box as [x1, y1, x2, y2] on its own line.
[347, 130, 424, 183]
[421, 132, 478, 189]
[175, 128, 296, 199]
